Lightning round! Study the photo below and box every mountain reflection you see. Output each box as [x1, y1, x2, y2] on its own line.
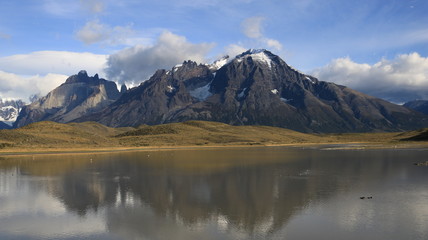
[1, 147, 419, 239]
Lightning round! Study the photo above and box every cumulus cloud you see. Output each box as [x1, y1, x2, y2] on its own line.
[0, 51, 107, 76]
[76, 20, 134, 45]
[0, 71, 67, 101]
[312, 53, 428, 103]
[224, 44, 247, 58]
[266, 39, 282, 51]
[105, 31, 215, 85]
[240, 17, 283, 51]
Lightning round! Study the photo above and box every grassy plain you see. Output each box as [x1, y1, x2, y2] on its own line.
[0, 120, 427, 155]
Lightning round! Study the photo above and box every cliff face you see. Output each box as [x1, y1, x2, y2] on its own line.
[14, 71, 121, 128]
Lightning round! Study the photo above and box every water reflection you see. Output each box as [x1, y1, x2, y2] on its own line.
[0, 147, 427, 239]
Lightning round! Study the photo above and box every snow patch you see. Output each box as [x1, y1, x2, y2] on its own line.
[209, 56, 229, 70]
[305, 76, 315, 84]
[250, 52, 273, 68]
[280, 98, 292, 103]
[173, 64, 182, 72]
[166, 85, 175, 92]
[234, 49, 274, 68]
[189, 82, 212, 101]
[237, 88, 247, 98]
[271, 89, 279, 94]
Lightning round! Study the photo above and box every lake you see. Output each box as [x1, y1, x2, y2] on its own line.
[0, 146, 427, 240]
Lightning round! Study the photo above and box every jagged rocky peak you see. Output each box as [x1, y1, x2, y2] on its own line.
[120, 84, 128, 93]
[64, 70, 103, 85]
[13, 70, 122, 128]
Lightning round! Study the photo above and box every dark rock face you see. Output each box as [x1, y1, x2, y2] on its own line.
[14, 71, 121, 128]
[403, 100, 428, 115]
[79, 61, 214, 127]
[79, 49, 428, 133]
[0, 121, 12, 129]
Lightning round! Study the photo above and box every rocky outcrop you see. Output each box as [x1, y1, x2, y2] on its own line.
[14, 71, 121, 128]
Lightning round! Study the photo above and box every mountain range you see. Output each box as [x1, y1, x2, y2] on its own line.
[0, 98, 25, 129]
[403, 100, 428, 115]
[12, 49, 428, 133]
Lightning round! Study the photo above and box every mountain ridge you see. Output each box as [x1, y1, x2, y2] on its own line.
[404, 100, 428, 115]
[14, 49, 428, 133]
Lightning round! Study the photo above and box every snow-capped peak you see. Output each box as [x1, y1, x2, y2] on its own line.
[209, 55, 230, 71]
[235, 49, 274, 68]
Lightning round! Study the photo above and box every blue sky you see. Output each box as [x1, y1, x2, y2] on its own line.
[0, 0, 428, 102]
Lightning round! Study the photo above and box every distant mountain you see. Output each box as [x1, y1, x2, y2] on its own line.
[403, 100, 428, 115]
[0, 98, 25, 127]
[14, 71, 122, 128]
[78, 49, 428, 133]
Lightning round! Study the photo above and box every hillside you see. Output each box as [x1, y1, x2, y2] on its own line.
[400, 128, 428, 141]
[1, 121, 427, 154]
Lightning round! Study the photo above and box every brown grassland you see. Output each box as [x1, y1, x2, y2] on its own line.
[0, 120, 427, 155]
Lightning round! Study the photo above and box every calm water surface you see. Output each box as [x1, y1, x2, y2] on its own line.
[0, 147, 427, 240]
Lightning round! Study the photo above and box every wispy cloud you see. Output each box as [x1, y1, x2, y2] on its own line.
[241, 17, 264, 39]
[0, 32, 11, 39]
[240, 16, 283, 51]
[42, 0, 80, 18]
[80, 0, 105, 13]
[312, 53, 428, 103]
[76, 20, 135, 45]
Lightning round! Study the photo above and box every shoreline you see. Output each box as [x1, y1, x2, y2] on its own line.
[1, 141, 427, 157]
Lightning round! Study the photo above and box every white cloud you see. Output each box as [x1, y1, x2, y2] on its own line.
[105, 31, 215, 85]
[241, 16, 265, 39]
[76, 20, 110, 44]
[0, 71, 67, 101]
[224, 44, 247, 58]
[266, 39, 282, 51]
[312, 53, 428, 103]
[0, 51, 107, 77]
[240, 17, 283, 51]
[76, 20, 135, 45]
